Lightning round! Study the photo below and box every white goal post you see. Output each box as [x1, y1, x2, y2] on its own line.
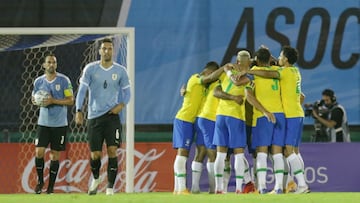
[0, 27, 135, 193]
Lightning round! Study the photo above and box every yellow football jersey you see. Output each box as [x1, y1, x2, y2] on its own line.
[278, 66, 304, 118]
[175, 74, 206, 123]
[197, 81, 219, 121]
[216, 72, 247, 120]
[251, 66, 284, 118]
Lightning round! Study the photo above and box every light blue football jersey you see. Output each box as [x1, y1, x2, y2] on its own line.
[79, 61, 130, 119]
[32, 73, 73, 127]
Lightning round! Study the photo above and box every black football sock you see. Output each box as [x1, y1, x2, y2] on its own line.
[107, 157, 118, 188]
[90, 159, 101, 179]
[35, 158, 44, 184]
[47, 160, 59, 192]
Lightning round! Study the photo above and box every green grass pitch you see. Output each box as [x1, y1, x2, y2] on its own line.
[1, 192, 360, 203]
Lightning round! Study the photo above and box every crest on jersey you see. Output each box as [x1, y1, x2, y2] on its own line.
[55, 84, 61, 91]
[112, 74, 118, 80]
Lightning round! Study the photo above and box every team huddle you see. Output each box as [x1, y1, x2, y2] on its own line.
[172, 46, 310, 195]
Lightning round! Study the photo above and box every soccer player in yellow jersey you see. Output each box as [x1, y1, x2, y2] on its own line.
[246, 46, 309, 194]
[245, 48, 286, 194]
[173, 61, 223, 194]
[190, 77, 220, 194]
[212, 50, 254, 194]
[278, 46, 309, 193]
[224, 51, 260, 193]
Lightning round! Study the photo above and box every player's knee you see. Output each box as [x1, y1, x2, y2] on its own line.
[194, 146, 206, 161]
[177, 148, 189, 157]
[107, 146, 118, 157]
[271, 145, 283, 155]
[49, 150, 60, 160]
[283, 146, 294, 157]
[91, 151, 102, 160]
[35, 147, 45, 158]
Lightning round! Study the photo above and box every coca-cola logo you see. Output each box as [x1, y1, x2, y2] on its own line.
[21, 147, 166, 193]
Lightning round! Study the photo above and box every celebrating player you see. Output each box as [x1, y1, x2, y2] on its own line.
[173, 61, 223, 194]
[212, 50, 253, 194]
[246, 46, 309, 193]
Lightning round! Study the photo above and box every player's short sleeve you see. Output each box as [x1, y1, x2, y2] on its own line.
[32, 78, 41, 96]
[63, 76, 74, 97]
[79, 64, 92, 86]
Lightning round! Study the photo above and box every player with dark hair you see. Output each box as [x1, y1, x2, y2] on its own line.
[312, 89, 351, 142]
[245, 45, 309, 193]
[173, 61, 223, 194]
[32, 54, 74, 194]
[243, 48, 286, 194]
[189, 62, 221, 194]
[75, 38, 131, 195]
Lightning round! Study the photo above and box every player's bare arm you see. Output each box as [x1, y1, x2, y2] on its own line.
[43, 95, 74, 107]
[201, 66, 225, 84]
[300, 92, 305, 105]
[213, 85, 244, 105]
[230, 75, 250, 86]
[245, 88, 276, 123]
[223, 63, 251, 86]
[75, 112, 84, 125]
[247, 69, 280, 79]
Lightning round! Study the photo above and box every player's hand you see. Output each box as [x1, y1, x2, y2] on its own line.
[180, 84, 186, 96]
[231, 75, 250, 86]
[223, 63, 234, 72]
[109, 103, 125, 115]
[42, 95, 54, 107]
[75, 112, 84, 125]
[232, 95, 244, 105]
[264, 111, 276, 123]
[232, 70, 247, 81]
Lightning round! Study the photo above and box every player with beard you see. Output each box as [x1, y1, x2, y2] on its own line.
[32, 53, 74, 194]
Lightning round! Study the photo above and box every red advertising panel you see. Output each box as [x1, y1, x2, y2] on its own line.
[0, 143, 176, 193]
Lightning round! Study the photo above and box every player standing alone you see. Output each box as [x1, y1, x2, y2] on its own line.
[75, 38, 131, 195]
[32, 53, 74, 194]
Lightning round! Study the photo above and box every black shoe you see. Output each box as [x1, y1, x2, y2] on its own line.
[46, 188, 54, 194]
[34, 182, 44, 194]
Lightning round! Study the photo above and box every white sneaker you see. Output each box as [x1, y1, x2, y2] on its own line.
[88, 178, 100, 195]
[294, 186, 310, 194]
[106, 188, 114, 195]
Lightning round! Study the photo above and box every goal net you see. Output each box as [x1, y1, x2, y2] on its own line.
[0, 28, 135, 193]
